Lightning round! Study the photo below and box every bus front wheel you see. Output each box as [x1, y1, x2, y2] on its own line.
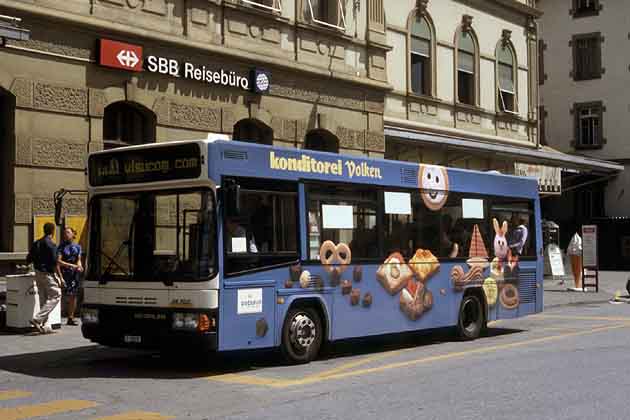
[281, 306, 323, 364]
[456, 294, 483, 340]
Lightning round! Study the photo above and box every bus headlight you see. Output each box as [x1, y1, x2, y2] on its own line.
[172, 312, 198, 330]
[82, 308, 99, 324]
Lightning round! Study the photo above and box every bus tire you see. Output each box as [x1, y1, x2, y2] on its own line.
[456, 294, 483, 340]
[281, 306, 323, 364]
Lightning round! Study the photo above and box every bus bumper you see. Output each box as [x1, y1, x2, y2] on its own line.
[81, 305, 218, 351]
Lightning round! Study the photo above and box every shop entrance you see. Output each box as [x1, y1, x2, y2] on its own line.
[0, 88, 16, 251]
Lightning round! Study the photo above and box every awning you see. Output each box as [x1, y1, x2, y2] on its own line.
[0, 15, 30, 41]
[385, 126, 624, 174]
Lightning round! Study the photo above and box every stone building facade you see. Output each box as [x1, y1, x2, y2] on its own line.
[538, 0, 628, 221]
[0, 0, 390, 252]
[383, 0, 544, 172]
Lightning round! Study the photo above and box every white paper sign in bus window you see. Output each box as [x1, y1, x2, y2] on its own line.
[237, 288, 263, 314]
[384, 192, 412, 215]
[462, 198, 484, 219]
[322, 205, 354, 229]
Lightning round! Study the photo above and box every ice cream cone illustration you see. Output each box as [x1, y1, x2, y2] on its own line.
[467, 224, 489, 268]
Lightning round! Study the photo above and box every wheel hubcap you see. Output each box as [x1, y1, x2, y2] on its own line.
[290, 314, 316, 351]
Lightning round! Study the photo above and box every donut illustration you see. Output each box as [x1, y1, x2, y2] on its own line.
[418, 164, 449, 211]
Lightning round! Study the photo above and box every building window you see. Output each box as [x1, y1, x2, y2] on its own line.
[241, 0, 282, 13]
[572, 0, 600, 18]
[457, 31, 477, 105]
[409, 16, 432, 96]
[538, 39, 546, 86]
[572, 33, 602, 81]
[306, 0, 346, 31]
[539, 106, 547, 146]
[103, 101, 156, 150]
[574, 101, 604, 149]
[233, 119, 274, 145]
[497, 44, 517, 113]
[304, 129, 339, 153]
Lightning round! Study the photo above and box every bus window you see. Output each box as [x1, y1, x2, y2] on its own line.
[224, 178, 299, 275]
[490, 198, 535, 257]
[441, 193, 490, 259]
[308, 184, 378, 261]
[383, 191, 440, 260]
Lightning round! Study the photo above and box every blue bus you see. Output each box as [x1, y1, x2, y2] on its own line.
[78, 140, 542, 363]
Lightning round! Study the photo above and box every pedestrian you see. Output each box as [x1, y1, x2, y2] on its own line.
[567, 232, 583, 292]
[57, 227, 83, 326]
[26, 222, 62, 333]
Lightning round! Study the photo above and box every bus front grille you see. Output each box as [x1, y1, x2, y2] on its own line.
[518, 269, 537, 304]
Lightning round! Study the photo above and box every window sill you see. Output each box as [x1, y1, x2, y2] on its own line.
[571, 10, 600, 19]
[573, 74, 602, 82]
[574, 144, 604, 150]
[407, 92, 441, 105]
[296, 21, 351, 40]
[454, 102, 484, 114]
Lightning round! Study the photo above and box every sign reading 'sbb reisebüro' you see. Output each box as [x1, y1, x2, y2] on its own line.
[97, 39, 271, 94]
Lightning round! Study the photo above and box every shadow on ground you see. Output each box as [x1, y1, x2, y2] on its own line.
[0, 327, 524, 381]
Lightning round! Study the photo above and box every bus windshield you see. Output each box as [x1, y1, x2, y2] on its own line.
[89, 189, 216, 282]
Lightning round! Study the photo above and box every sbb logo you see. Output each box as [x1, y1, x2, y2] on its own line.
[146, 56, 179, 77]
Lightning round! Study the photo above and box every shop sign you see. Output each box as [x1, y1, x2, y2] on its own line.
[144, 55, 270, 93]
[514, 163, 561, 195]
[99, 39, 143, 72]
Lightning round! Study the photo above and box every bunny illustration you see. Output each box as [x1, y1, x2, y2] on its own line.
[493, 218, 509, 260]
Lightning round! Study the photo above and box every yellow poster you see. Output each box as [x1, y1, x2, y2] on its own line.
[33, 215, 57, 242]
[66, 215, 88, 249]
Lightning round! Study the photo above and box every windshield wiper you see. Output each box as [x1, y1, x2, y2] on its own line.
[100, 240, 130, 284]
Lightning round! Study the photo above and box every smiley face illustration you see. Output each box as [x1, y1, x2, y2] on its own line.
[418, 164, 449, 211]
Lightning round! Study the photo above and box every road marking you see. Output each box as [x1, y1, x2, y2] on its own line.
[0, 400, 99, 420]
[0, 391, 32, 401]
[94, 411, 175, 420]
[209, 323, 630, 388]
[303, 348, 412, 381]
[532, 314, 630, 322]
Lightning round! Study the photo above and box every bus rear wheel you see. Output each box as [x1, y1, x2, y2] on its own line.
[281, 306, 323, 364]
[456, 294, 483, 340]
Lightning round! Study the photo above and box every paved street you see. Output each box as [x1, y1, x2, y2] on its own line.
[1, 276, 630, 420]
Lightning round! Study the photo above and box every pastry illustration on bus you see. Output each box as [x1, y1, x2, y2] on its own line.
[418, 164, 450, 211]
[319, 240, 352, 285]
[451, 224, 489, 291]
[376, 252, 415, 295]
[400, 278, 434, 320]
[376, 248, 439, 320]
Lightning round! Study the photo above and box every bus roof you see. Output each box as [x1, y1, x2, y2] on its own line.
[87, 139, 539, 199]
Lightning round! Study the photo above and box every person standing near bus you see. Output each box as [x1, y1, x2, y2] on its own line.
[27, 222, 62, 334]
[57, 227, 83, 326]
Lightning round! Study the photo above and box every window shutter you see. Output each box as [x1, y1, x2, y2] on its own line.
[411, 37, 430, 57]
[458, 51, 474, 74]
[498, 63, 514, 92]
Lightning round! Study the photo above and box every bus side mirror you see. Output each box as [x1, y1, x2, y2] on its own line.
[224, 180, 241, 217]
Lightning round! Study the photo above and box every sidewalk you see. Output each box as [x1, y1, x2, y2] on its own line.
[543, 270, 628, 309]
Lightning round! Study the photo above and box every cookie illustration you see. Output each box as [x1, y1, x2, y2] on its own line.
[376, 252, 415, 295]
[319, 240, 352, 278]
[409, 248, 440, 283]
[353, 266, 362, 283]
[299, 270, 311, 288]
[483, 277, 498, 306]
[500, 283, 519, 309]
[341, 279, 352, 295]
[350, 288, 361, 306]
[467, 224, 489, 269]
[418, 164, 449, 211]
[362, 292, 373, 307]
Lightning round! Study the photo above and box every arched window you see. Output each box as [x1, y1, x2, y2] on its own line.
[0, 88, 15, 251]
[233, 119, 273, 145]
[456, 30, 477, 105]
[497, 44, 517, 113]
[304, 129, 339, 153]
[409, 15, 432, 96]
[103, 101, 156, 149]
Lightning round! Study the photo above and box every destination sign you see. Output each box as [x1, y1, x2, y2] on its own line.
[88, 143, 202, 186]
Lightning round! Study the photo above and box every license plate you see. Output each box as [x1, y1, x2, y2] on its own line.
[124, 335, 142, 344]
